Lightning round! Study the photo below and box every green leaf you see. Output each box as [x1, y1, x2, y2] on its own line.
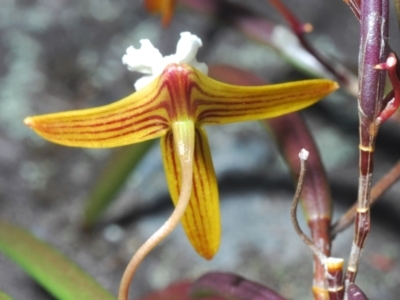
[0, 221, 116, 300]
[0, 290, 14, 300]
[84, 140, 155, 227]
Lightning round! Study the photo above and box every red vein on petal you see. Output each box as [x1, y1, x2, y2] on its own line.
[43, 123, 169, 143]
[195, 92, 327, 122]
[168, 132, 181, 195]
[34, 102, 169, 130]
[194, 128, 211, 256]
[34, 114, 168, 132]
[190, 136, 208, 255]
[48, 81, 167, 125]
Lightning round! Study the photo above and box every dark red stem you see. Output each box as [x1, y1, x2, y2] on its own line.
[375, 53, 400, 124]
[326, 258, 344, 300]
[345, 0, 388, 288]
[343, 0, 361, 20]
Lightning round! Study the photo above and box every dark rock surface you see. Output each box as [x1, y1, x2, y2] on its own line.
[0, 0, 400, 299]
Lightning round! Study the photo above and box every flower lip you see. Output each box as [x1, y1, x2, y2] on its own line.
[122, 32, 208, 91]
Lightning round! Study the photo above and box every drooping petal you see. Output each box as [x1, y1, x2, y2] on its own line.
[24, 79, 170, 148]
[119, 120, 195, 300]
[161, 125, 220, 259]
[188, 67, 338, 124]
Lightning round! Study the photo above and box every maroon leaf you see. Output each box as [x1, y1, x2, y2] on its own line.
[347, 283, 369, 300]
[191, 272, 286, 300]
[139, 281, 225, 300]
[208, 64, 332, 297]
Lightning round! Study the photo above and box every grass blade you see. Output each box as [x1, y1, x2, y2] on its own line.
[0, 221, 116, 300]
[0, 291, 14, 300]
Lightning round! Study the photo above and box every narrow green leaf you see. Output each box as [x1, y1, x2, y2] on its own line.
[0, 290, 14, 300]
[84, 140, 155, 227]
[0, 221, 116, 300]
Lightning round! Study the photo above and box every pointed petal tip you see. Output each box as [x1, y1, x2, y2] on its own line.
[321, 79, 339, 93]
[332, 81, 340, 91]
[193, 241, 219, 260]
[202, 251, 217, 261]
[318, 79, 339, 97]
[192, 231, 220, 261]
[24, 117, 34, 127]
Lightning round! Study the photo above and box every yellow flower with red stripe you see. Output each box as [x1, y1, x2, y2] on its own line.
[24, 32, 338, 300]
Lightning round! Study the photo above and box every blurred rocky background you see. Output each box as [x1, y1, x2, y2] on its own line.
[1, 0, 400, 299]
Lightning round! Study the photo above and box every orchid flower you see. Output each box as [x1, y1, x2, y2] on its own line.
[24, 32, 338, 300]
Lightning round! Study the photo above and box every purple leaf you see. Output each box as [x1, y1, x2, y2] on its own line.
[191, 272, 286, 300]
[347, 283, 369, 300]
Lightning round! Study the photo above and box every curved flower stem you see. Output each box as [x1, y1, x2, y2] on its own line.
[291, 150, 344, 300]
[291, 150, 328, 266]
[267, 113, 332, 300]
[118, 122, 195, 300]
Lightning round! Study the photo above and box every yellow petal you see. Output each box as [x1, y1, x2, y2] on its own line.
[24, 79, 170, 148]
[161, 126, 220, 259]
[190, 67, 338, 124]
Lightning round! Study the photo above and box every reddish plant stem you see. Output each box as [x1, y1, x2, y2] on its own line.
[290, 152, 345, 300]
[268, 114, 332, 300]
[268, 0, 350, 85]
[345, 0, 388, 291]
[343, 0, 361, 20]
[344, 0, 398, 108]
[326, 258, 345, 300]
[375, 53, 400, 124]
[381, 89, 395, 112]
[331, 160, 400, 237]
[268, 0, 313, 34]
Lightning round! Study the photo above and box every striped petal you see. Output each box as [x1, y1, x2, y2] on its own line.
[24, 79, 170, 148]
[189, 67, 339, 124]
[161, 126, 220, 259]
